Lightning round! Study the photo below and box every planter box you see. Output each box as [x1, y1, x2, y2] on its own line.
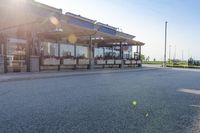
[63, 59, 76, 65]
[106, 59, 114, 65]
[115, 60, 122, 64]
[12, 60, 26, 67]
[43, 58, 60, 65]
[125, 60, 131, 64]
[96, 60, 106, 65]
[78, 59, 89, 65]
[137, 60, 142, 64]
[131, 60, 137, 64]
[41, 66, 58, 70]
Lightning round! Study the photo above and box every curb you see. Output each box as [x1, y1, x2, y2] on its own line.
[0, 67, 160, 83]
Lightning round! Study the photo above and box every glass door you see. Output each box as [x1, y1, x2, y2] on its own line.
[7, 43, 27, 72]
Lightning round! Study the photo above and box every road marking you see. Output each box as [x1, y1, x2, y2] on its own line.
[190, 105, 200, 108]
[177, 88, 200, 95]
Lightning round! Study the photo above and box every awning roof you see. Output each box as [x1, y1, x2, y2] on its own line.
[0, 0, 145, 46]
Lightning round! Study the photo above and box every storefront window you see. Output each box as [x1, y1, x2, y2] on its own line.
[41, 42, 59, 57]
[104, 47, 113, 59]
[123, 46, 132, 59]
[76, 45, 88, 58]
[113, 46, 120, 59]
[95, 48, 104, 59]
[60, 43, 74, 58]
[6, 42, 26, 72]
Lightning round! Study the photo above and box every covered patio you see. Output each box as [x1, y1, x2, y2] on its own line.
[0, 0, 144, 73]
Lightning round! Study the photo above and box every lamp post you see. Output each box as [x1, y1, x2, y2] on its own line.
[163, 21, 168, 67]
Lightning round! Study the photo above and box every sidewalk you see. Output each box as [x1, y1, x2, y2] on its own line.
[0, 67, 160, 82]
[142, 64, 162, 68]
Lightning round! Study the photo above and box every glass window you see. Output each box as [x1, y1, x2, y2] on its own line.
[60, 43, 74, 58]
[123, 46, 132, 59]
[113, 46, 120, 59]
[6, 43, 26, 67]
[41, 42, 59, 57]
[104, 47, 113, 59]
[76, 45, 88, 58]
[95, 48, 104, 58]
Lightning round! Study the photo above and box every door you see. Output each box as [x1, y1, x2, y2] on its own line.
[6, 38, 27, 72]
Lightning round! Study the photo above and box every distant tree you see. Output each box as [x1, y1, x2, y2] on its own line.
[153, 58, 156, 62]
[146, 56, 150, 61]
[188, 57, 193, 66]
[141, 54, 145, 61]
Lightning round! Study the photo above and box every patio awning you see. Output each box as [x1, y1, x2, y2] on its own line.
[0, 1, 145, 47]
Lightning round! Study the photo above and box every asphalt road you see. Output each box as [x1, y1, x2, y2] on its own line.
[0, 69, 200, 133]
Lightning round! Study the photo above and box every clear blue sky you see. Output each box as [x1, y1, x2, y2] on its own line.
[36, 0, 200, 60]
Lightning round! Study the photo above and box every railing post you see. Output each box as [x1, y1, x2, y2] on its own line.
[74, 43, 77, 70]
[58, 41, 60, 71]
[120, 42, 124, 69]
[26, 31, 32, 72]
[88, 35, 94, 69]
[3, 35, 7, 73]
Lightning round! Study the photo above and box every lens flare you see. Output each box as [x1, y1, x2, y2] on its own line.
[132, 100, 137, 106]
[49, 16, 59, 26]
[68, 34, 77, 44]
[145, 113, 149, 117]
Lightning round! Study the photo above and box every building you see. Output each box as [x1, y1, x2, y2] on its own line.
[0, 0, 145, 73]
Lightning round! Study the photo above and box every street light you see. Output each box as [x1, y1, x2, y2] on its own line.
[163, 21, 168, 67]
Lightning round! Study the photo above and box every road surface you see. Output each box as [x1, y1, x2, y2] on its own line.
[0, 69, 200, 133]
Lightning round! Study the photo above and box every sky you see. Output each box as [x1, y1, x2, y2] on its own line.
[36, 0, 200, 60]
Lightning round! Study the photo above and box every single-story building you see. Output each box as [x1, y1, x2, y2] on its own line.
[0, 0, 145, 73]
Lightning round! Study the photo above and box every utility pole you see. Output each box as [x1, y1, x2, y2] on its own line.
[163, 21, 168, 67]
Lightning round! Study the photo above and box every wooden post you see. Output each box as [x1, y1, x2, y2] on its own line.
[136, 45, 139, 60]
[112, 46, 114, 59]
[120, 43, 122, 59]
[0, 34, 5, 73]
[74, 43, 77, 70]
[3, 35, 7, 73]
[88, 35, 94, 69]
[103, 47, 105, 58]
[26, 31, 32, 72]
[38, 36, 42, 72]
[58, 41, 60, 71]
[120, 42, 124, 69]
[103, 47, 105, 69]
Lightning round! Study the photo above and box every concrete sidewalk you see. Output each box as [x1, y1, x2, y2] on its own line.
[0, 67, 160, 82]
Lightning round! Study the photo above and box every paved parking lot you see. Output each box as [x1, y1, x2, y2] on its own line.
[0, 68, 200, 133]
